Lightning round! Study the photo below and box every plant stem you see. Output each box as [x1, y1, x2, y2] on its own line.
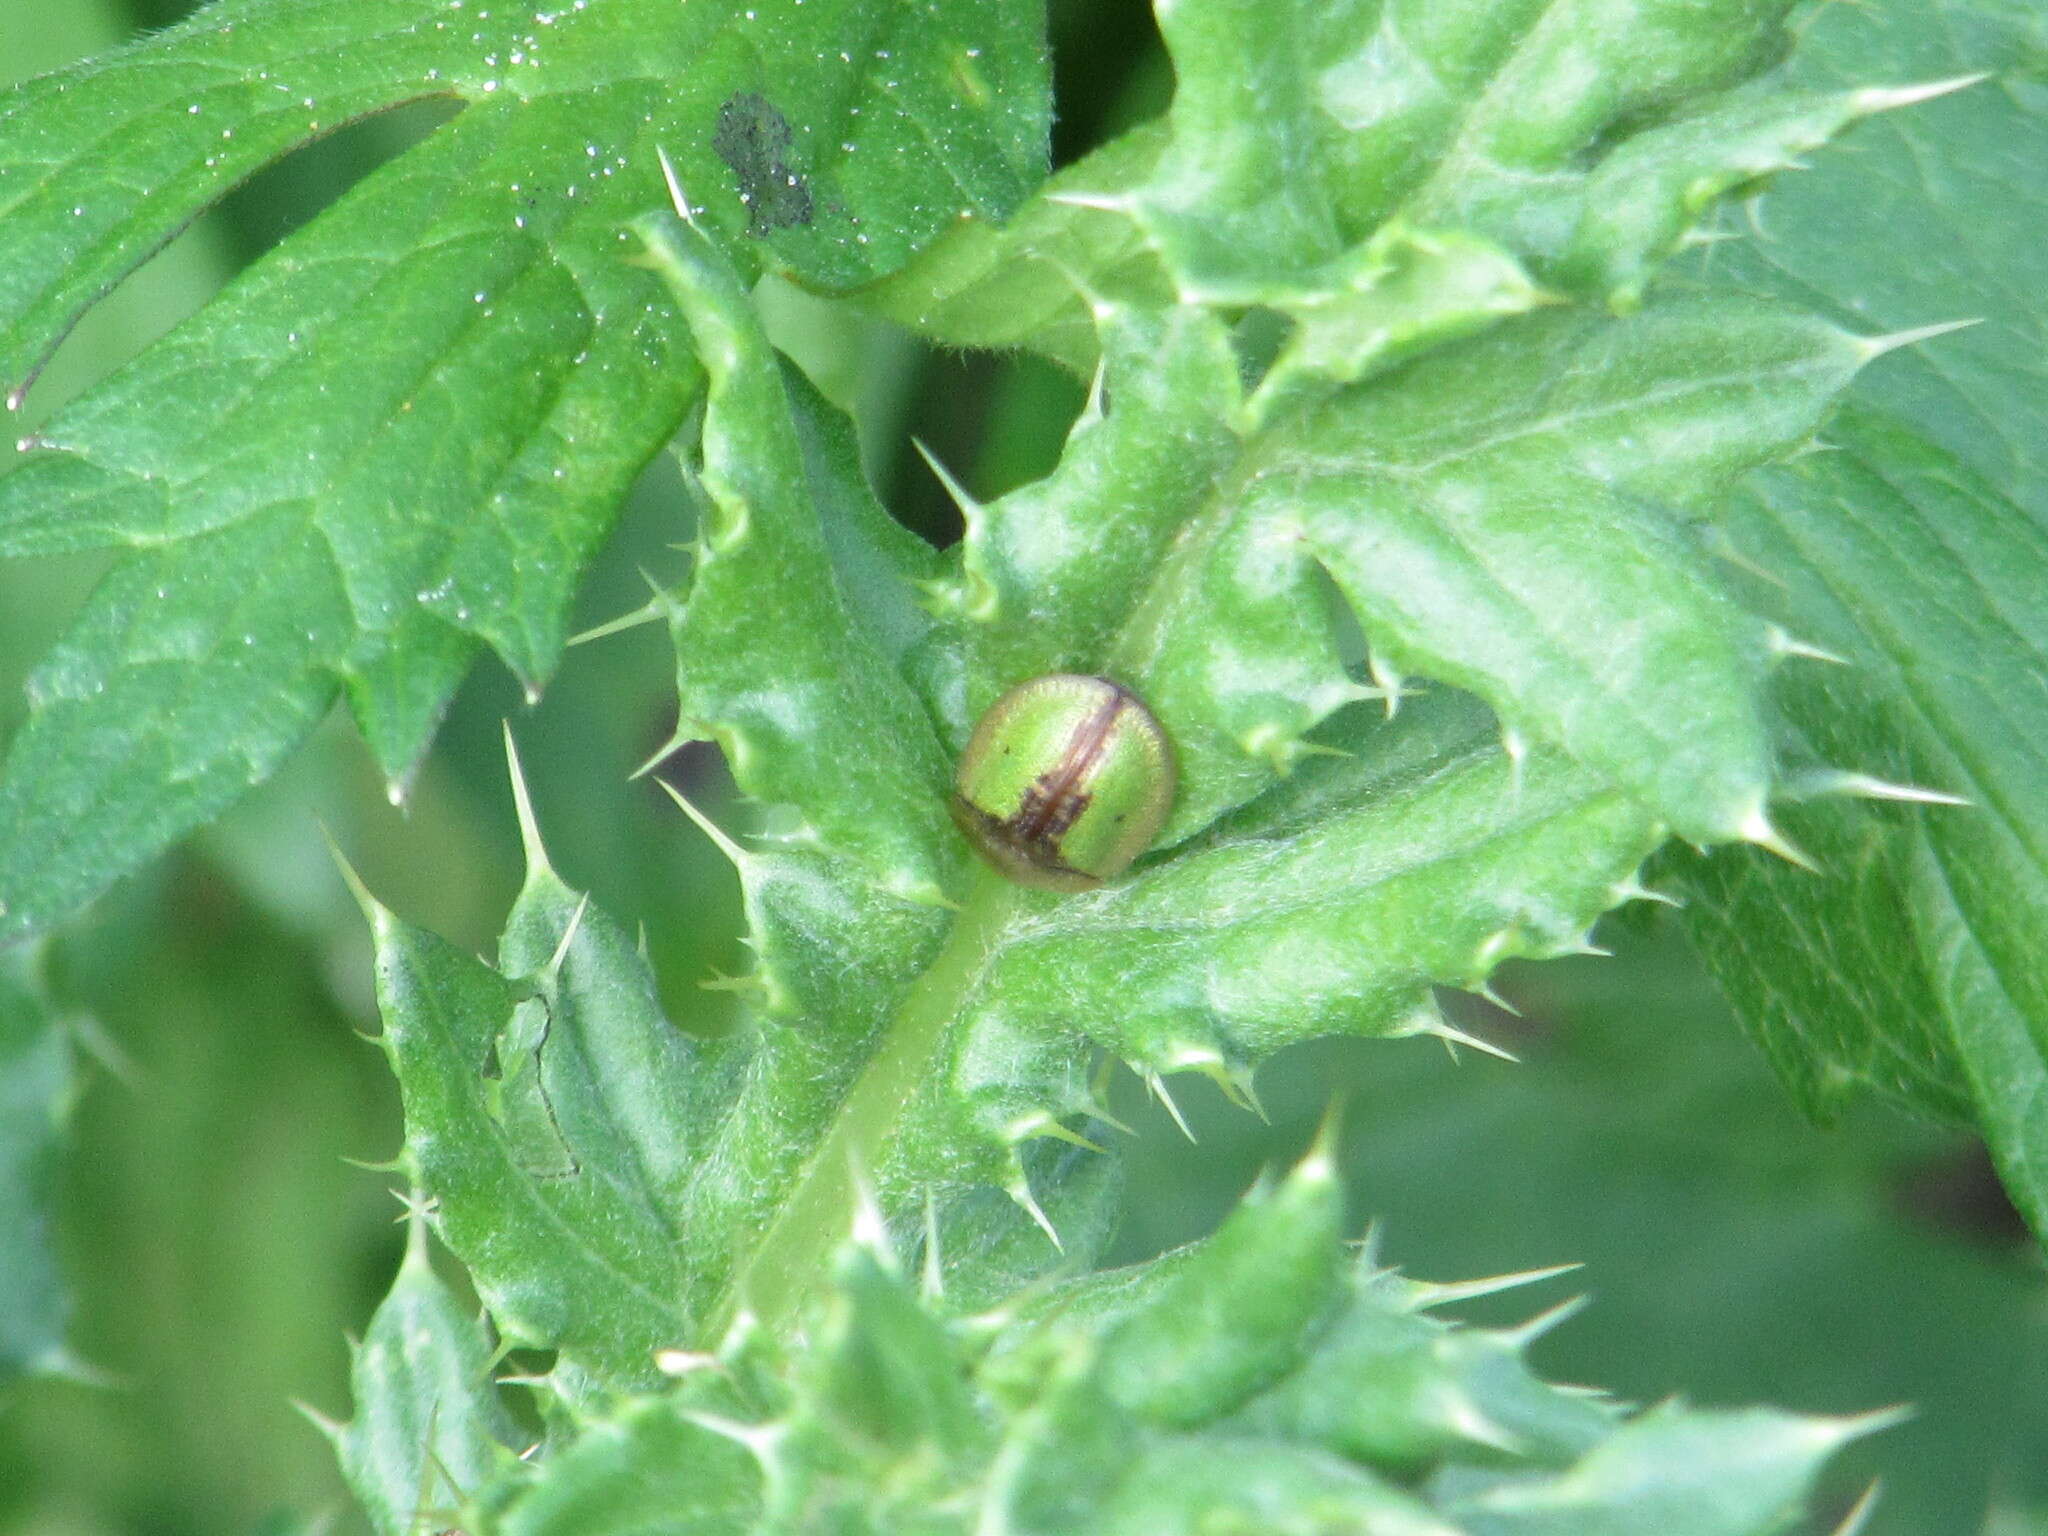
[722, 864, 1021, 1331]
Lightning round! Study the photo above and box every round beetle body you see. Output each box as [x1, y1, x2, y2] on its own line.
[949, 673, 1176, 892]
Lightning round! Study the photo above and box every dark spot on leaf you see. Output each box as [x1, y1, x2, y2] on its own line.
[713, 91, 815, 236]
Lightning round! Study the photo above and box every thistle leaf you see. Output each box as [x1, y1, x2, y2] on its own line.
[478, 1155, 1878, 1535]
[1654, 0, 2048, 1238]
[0, 0, 1049, 941]
[332, 1214, 526, 1536]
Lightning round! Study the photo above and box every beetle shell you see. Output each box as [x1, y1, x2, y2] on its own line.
[949, 673, 1176, 891]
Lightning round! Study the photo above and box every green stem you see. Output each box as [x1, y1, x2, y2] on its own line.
[723, 864, 1021, 1331]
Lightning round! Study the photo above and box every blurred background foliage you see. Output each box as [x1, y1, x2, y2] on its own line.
[1, 2, 2044, 1533]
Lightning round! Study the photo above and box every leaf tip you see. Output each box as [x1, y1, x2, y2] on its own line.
[1765, 625, 1850, 667]
[1393, 1001, 1520, 1064]
[1828, 1481, 1885, 1536]
[1139, 1066, 1198, 1142]
[292, 1398, 346, 1445]
[1851, 74, 1991, 118]
[655, 145, 705, 230]
[1006, 1165, 1064, 1252]
[321, 826, 391, 934]
[502, 724, 556, 878]
[657, 777, 751, 871]
[1611, 875, 1684, 910]
[1790, 768, 1971, 809]
[1854, 316, 1984, 363]
[1738, 806, 1821, 872]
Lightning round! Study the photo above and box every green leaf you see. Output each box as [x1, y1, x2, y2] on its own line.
[1094, 1440, 1457, 1536]
[925, 695, 1661, 1158]
[366, 838, 699, 1385]
[903, 292, 1872, 851]
[868, 0, 1824, 365]
[1088, 1142, 1347, 1427]
[332, 1214, 525, 1536]
[1559, 79, 1981, 313]
[1446, 1401, 1897, 1536]
[1191, 298, 1868, 845]
[1229, 1271, 1613, 1477]
[430, 73, 1881, 1346]
[1675, 414, 2048, 1225]
[480, 1156, 1882, 1535]
[639, 211, 959, 902]
[497, 1397, 761, 1536]
[0, 948, 69, 1387]
[1655, 0, 2048, 1232]
[361, 691, 1659, 1379]
[0, 0, 1049, 942]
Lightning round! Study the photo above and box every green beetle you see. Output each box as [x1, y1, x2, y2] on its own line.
[949, 673, 1176, 892]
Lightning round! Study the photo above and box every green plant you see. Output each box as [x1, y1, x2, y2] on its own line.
[4, 0, 2047, 1529]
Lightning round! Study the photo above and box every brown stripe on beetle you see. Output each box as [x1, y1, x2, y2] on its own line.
[1005, 683, 1134, 849]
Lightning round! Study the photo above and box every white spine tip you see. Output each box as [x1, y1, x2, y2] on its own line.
[1470, 982, 1523, 1019]
[1042, 189, 1131, 214]
[1856, 317, 1984, 361]
[1739, 808, 1821, 872]
[1444, 1017, 1521, 1061]
[503, 723, 552, 873]
[850, 1185, 892, 1260]
[1502, 1292, 1592, 1346]
[544, 894, 590, 976]
[656, 146, 700, 227]
[568, 599, 666, 647]
[911, 438, 982, 515]
[1827, 1482, 1884, 1536]
[1141, 1068, 1198, 1143]
[1007, 1174, 1064, 1252]
[1795, 768, 1971, 808]
[657, 778, 750, 868]
[1295, 1146, 1336, 1185]
[1766, 626, 1850, 666]
[1854, 75, 1991, 115]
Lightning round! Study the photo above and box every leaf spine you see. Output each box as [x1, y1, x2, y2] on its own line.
[1140, 1067, 1197, 1142]
[657, 778, 751, 871]
[1765, 625, 1849, 666]
[1854, 316, 1984, 363]
[541, 894, 591, 979]
[1394, 1004, 1520, 1064]
[1407, 1262, 1583, 1310]
[1005, 1165, 1064, 1252]
[1827, 1481, 1883, 1536]
[655, 145, 705, 230]
[1850, 75, 1990, 116]
[1790, 768, 1970, 808]
[1499, 1292, 1592, 1347]
[1737, 805, 1821, 872]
